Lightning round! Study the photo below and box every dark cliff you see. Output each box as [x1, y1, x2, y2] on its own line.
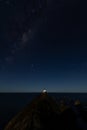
[4, 92, 87, 130]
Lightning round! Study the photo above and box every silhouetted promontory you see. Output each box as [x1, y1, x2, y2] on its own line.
[4, 92, 87, 130]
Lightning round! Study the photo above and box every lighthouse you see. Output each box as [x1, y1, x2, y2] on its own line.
[42, 89, 47, 93]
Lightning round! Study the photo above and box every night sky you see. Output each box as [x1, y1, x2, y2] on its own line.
[0, 0, 87, 92]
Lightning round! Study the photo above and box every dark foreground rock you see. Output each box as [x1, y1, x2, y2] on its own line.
[4, 93, 87, 130]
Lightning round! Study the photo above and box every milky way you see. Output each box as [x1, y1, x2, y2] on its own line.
[0, 0, 48, 64]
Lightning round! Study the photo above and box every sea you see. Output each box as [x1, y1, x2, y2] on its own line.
[0, 93, 87, 130]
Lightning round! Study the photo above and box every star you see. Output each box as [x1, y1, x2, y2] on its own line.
[5, 1, 10, 5]
[32, 9, 36, 13]
[31, 64, 34, 68]
[11, 49, 16, 55]
[5, 56, 13, 63]
[22, 32, 29, 43]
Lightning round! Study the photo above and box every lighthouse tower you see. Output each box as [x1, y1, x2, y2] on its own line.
[42, 89, 47, 93]
[41, 89, 47, 97]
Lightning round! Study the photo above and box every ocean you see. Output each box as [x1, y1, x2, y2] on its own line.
[0, 93, 87, 129]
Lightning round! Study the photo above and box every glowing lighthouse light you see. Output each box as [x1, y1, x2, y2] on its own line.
[42, 89, 47, 93]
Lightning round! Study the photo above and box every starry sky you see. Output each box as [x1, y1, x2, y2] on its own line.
[0, 0, 87, 92]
